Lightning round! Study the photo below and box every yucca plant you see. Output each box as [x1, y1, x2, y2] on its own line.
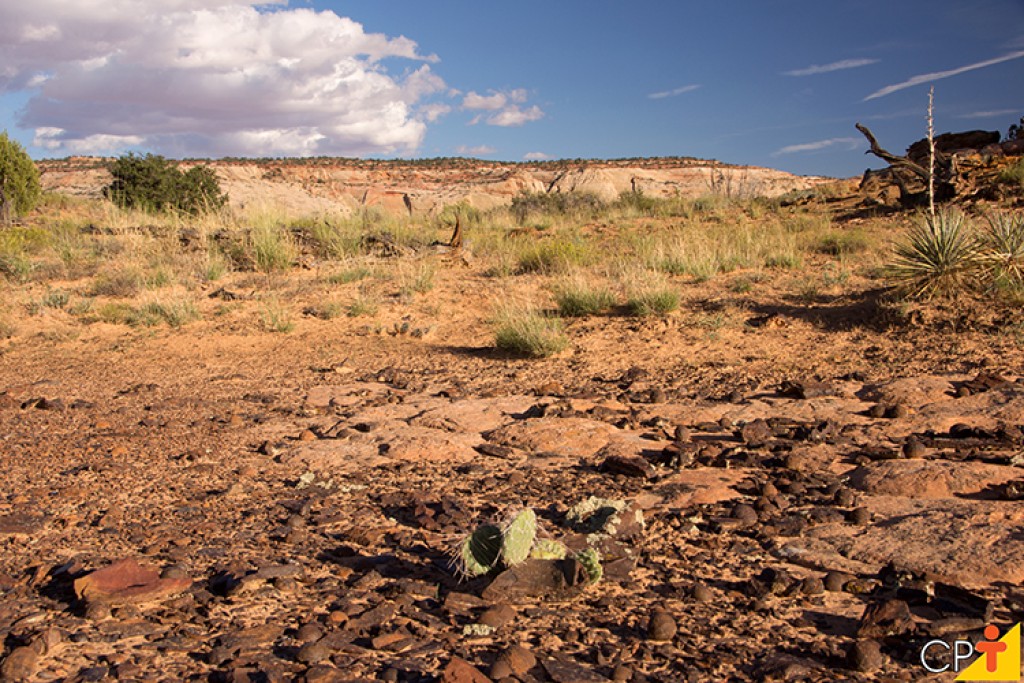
[979, 212, 1024, 289]
[889, 210, 980, 300]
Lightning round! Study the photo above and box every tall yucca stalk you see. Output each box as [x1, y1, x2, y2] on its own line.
[890, 210, 980, 299]
[980, 212, 1024, 288]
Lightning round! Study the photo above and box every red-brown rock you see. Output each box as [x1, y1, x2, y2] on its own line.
[73, 558, 192, 607]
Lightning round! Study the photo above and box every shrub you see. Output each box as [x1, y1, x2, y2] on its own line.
[889, 210, 980, 299]
[0, 131, 42, 223]
[510, 191, 605, 222]
[493, 304, 569, 357]
[105, 153, 227, 215]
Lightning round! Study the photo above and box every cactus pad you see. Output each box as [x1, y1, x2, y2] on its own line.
[500, 508, 537, 567]
[456, 524, 502, 577]
[575, 548, 603, 584]
[530, 537, 568, 560]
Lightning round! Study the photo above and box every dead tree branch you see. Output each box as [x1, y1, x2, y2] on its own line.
[855, 123, 929, 182]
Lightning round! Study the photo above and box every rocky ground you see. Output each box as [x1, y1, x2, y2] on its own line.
[4, 155, 1024, 680]
[1, 317, 1024, 682]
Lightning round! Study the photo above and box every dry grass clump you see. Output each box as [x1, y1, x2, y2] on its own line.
[517, 238, 594, 275]
[258, 298, 295, 333]
[250, 223, 297, 273]
[347, 289, 380, 318]
[626, 288, 680, 316]
[133, 295, 202, 328]
[493, 303, 569, 357]
[397, 260, 437, 296]
[552, 275, 616, 317]
[817, 229, 871, 257]
[618, 267, 680, 316]
[326, 264, 373, 285]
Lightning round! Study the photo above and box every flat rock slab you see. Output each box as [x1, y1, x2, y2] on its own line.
[654, 468, 753, 507]
[543, 656, 610, 682]
[857, 376, 957, 407]
[849, 460, 1021, 499]
[373, 423, 483, 462]
[293, 422, 481, 470]
[484, 418, 617, 458]
[409, 395, 537, 434]
[73, 558, 192, 607]
[305, 383, 396, 409]
[0, 513, 48, 537]
[800, 497, 1024, 586]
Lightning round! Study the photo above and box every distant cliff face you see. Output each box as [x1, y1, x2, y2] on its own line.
[37, 157, 830, 216]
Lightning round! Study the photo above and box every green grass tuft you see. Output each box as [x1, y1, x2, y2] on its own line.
[493, 304, 569, 357]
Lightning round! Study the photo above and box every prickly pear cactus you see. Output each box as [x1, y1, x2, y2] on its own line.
[575, 548, 603, 584]
[500, 508, 537, 567]
[456, 524, 502, 577]
[529, 537, 568, 560]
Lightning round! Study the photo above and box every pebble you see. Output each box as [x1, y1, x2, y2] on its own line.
[1, 646, 39, 682]
[824, 571, 853, 592]
[848, 639, 884, 672]
[692, 583, 714, 603]
[490, 645, 536, 678]
[902, 437, 927, 459]
[478, 604, 516, 629]
[849, 507, 871, 525]
[731, 503, 759, 525]
[296, 623, 324, 644]
[296, 641, 331, 665]
[834, 488, 856, 507]
[885, 404, 909, 419]
[647, 610, 677, 642]
[612, 664, 633, 682]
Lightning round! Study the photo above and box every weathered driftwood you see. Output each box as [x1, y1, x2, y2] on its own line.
[855, 123, 957, 205]
[855, 124, 1011, 206]
[448, 214, 463, 250]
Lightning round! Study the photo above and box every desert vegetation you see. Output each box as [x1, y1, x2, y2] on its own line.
[2, 168, 1023, 355]
[5, 149, 1024, 682]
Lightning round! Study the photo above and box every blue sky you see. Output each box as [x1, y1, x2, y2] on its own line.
[1, 1, 1021, 177]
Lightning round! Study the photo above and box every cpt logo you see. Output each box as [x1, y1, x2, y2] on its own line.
[920, 623, 1021, 681]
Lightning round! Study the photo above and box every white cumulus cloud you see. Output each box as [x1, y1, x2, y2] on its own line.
[462, 89, 544, 127]
[0, 1, 451, 156]
[523, 152, 552, 161]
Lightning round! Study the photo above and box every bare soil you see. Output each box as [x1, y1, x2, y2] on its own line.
[2, 175, 1024, 681]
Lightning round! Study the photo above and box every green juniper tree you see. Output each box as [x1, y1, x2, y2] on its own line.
[105, 153, 227, 215]
[0, 132, 42, 225]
